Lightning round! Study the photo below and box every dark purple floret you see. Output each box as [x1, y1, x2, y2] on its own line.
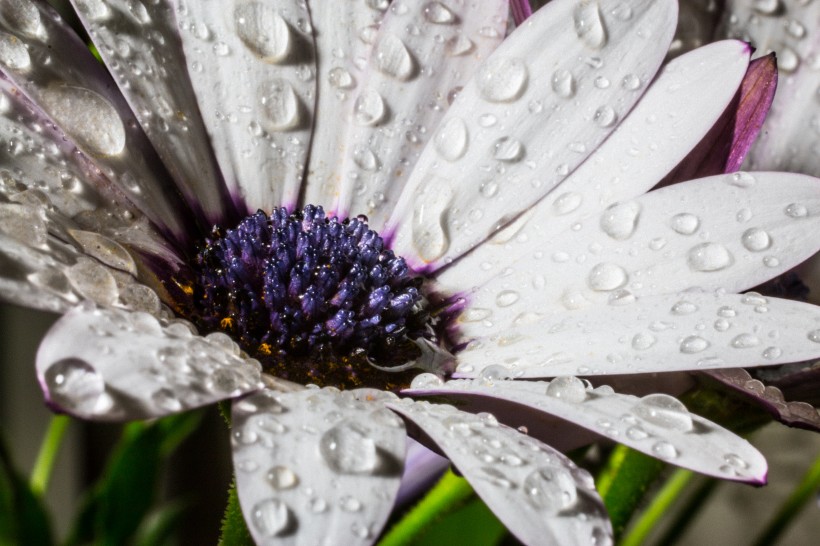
[190, 206, 427, 379]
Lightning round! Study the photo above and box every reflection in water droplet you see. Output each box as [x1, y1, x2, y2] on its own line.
[785, 203, 808, 218]
[593, 105, 617, 127]
[476, 57, 528, 102]
[652, 441, 678, 460]
[328, 67, 355, 89]
[1, 0, 43, 37]
[320, 421, 377, 473]
[632, 394, 693, 432]
[258, 79, 300, 130]
[600, 201, 641, 240]
[44, 359, 111, 414]
[492, 137, 524, 162]
[587, 262, 628, 292]
[551, 69, 575, 98]
[523, 466, 578, 513]
[423, 1, 455, 24]
[573, 0, 607, 49]
[40, 85, 126, 157]
[75, 0, 111, 21]
[375, 34, 415, 80]
[0, 32, 31, 70]
[687, 243, 733, 272]
[445, 35, 474, 56]
[741, 227, 771, 252]
[545, 376, 587, 403]
[251, 498, 292, 537]
[234, 3, 292, 62]
[353, 88, 386, 126]
[434, 117, 468, 161]
[412, 178, 453, 262]
[670, 213, 699, 235]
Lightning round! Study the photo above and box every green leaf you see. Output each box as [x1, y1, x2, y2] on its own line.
[0, 433, 54, 546]
[133, 499, 191, 546]
[219, 481, 254, 546]
[65, 411, 203, 546]
[410, 496, 506, 546]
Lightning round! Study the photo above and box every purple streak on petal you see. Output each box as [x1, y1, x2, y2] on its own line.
[701, 368, 820, 433]
[510, 0, 533, 25]
[395, 438, 449, 507]
[659, 53, 776, 186]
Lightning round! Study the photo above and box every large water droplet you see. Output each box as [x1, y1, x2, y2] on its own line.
[266, 465, 298, 490]
[741, 227, 771, 252]
[445, 35, 474, 56]
[44, 359, 110, 414]
[587, 262, 628, 291]
[573, 0, 607, 49]
[328, 66, 355, 89]
[476, 57, 528, 102]
[687, 243, 733, 272]
[234, 3, 292, 63]
[353, 88, 386, 126]
[551, 69, 575, 98]
[0, 32, 31, 70]
[411, 178, 453, 262]
[523, 467, 578, 513]
[731, 333, 761, 348]
[593, 105, 617, 127]
[423, 1, 455, 24]
[75, 0, 111, 21]
[251, 498, 292, 537]
[545, 376, 587, 403]
[66, 258, 119, 305]
[670, 213, 699, 235]
[320, 420, 377, 473]
[680, 335, 709, 354]
[434, 117, 468, 161]
[40, 85, 126, 157]
[258, 79, 300, 131]
[492, 136, 524, 162]
[631, 394, 693, 432]
[785, 203, 808, 218]
[600, 201, 641, 240]
[808, 329, 820, 343]
[375, 34, 415, 80]
[69, 229, 137, 275]
[632, 332, 657, 350]
[1, 0, 43, 38]
[652, 441, 678, 460]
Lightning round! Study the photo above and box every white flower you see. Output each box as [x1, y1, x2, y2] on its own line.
[2, 0, 820, 544]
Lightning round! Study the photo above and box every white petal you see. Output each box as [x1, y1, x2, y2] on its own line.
[436, 41, 751, 293]
[173, 0, 315, 212]
[68, 0, 232, 225]
[335, 0, 507, 228]
[405, 378, 768, 483]
[453, 171, 820, 336]
[1, 2, 203, 239]
[232, 388, 405, 545]
[386, 0, 677, 269]
[302, 1, 385, 209]
[36, 305, 263, 420]
[388, 398, 612, 546]
[453, 292, 820, 377]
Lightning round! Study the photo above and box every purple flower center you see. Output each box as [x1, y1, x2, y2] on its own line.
[185, 205, 429, 389]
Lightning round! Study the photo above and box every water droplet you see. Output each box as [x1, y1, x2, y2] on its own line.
[752, 0, 781, 14]
[445, 35, 473, 56]
[728, 172, 756, 188]
[0, 32, 30, 70]
[632, 394, 693, 432]
[680, 335, 709, 354]
[652, 441, 678, 460]
[476, 57, 528, 102]
[44, 359, 111, 414]
[807, 329, 820, 343]
[375, 34, 414, 80]
[492, 136, 524, 162]
[251, 498, 292, 537]
[423, 1, 455, 23]
[265, 465, 298, 490]
[496, 290, 520, 307]
[741, 227, 771, 252]
[622, 74, 641, 90]
[600, 201, 641, 240]
[151, 388, 182, 412]
[339, 495, 362, 512]
[545, 376, 587, 403]
[587, 262, 628, 291]
[762, 346, 782, 360]
[434, 117, 468, 161]
[1, 0, 43, 37]
[75, 0, 110, 21]
[353, 88, 386, 126]
[626, 426, 649, 440]
[256, 80, 303, 133]
[328, 66, 355, 89]
[671, 301, 698, 315]
[40, 85, 126, 157]
[632, 332, 657, 351]
[687, 243, 733, 272]
[763, 256, 780, 268]
[352, 146, 379, 171]
[670, 213, 699, 235]
[552, 192, 582, 215]
[69, 230, 137, 274]
[412, 178, 453, 262]
[320, 420, 377, 473]
[785, 203, 808, 218]
[410, 373, 444, 388]
[523, 467, 578, 512]
[593, 105, 617, 127]
[573, 0, 607, 49]
[66, 258, 118, 305]
[551, 69, 575, 98]
[234, 3, 291, 62]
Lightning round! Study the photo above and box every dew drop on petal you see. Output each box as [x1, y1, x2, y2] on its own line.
[258, 79, 300, 131]
[652, 441, 679, 460]
[40, 85, 126, 157]
[495, 290, 520, 307]
[631, 394, 693, 432]
[731, 333, 760, 349]
[492, 136, 524, 162]
[573, 0, 607, 49]
[687, 243, 733, 272]
[251, 498, 292, 537]
[234, 3, 291, 63]
[44, 359, 110, 414]
[410, 373, 444, 388]
[600, 201, 641, 240]
[631, 332, 657, 350]
[445, 35, 473, 56]
[587, 262, 628, 292]
[434, 117, 468, 161]
[375, 34, 415, 80]
[319, 421, 377, 473]
[0, 32, 30, 71]
[593, 105, 617, 127]
[423, 1, 455, 24]
[785, 203, 808, 218]
[411, 179, 453, 262]
[545, 376, 587, 403]
[65, 258, 119, 305]
[75, 0, 111, 21]
[741, 227, 771, 252]
[670, 213, 699, 235]
[680, 335, 709, 354]
[328, 67, 355, 89]
[807, 329, 820, 343]
[551, 69, 575, 98]
[1, 0, 43, 37]
[353, 88, 386, 126]
[523, 466, 578, 513]
[476, 57, 528, 102]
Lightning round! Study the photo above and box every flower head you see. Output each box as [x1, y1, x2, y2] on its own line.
[3, 0, 820, 544]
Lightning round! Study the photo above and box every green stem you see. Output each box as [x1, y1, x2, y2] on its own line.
[30, 415, 70, 495]
[620, 469, 693, 546]
[752, 453, 820, 546]
[654, 476, 718, 545]
[377, 470, 475, 546]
